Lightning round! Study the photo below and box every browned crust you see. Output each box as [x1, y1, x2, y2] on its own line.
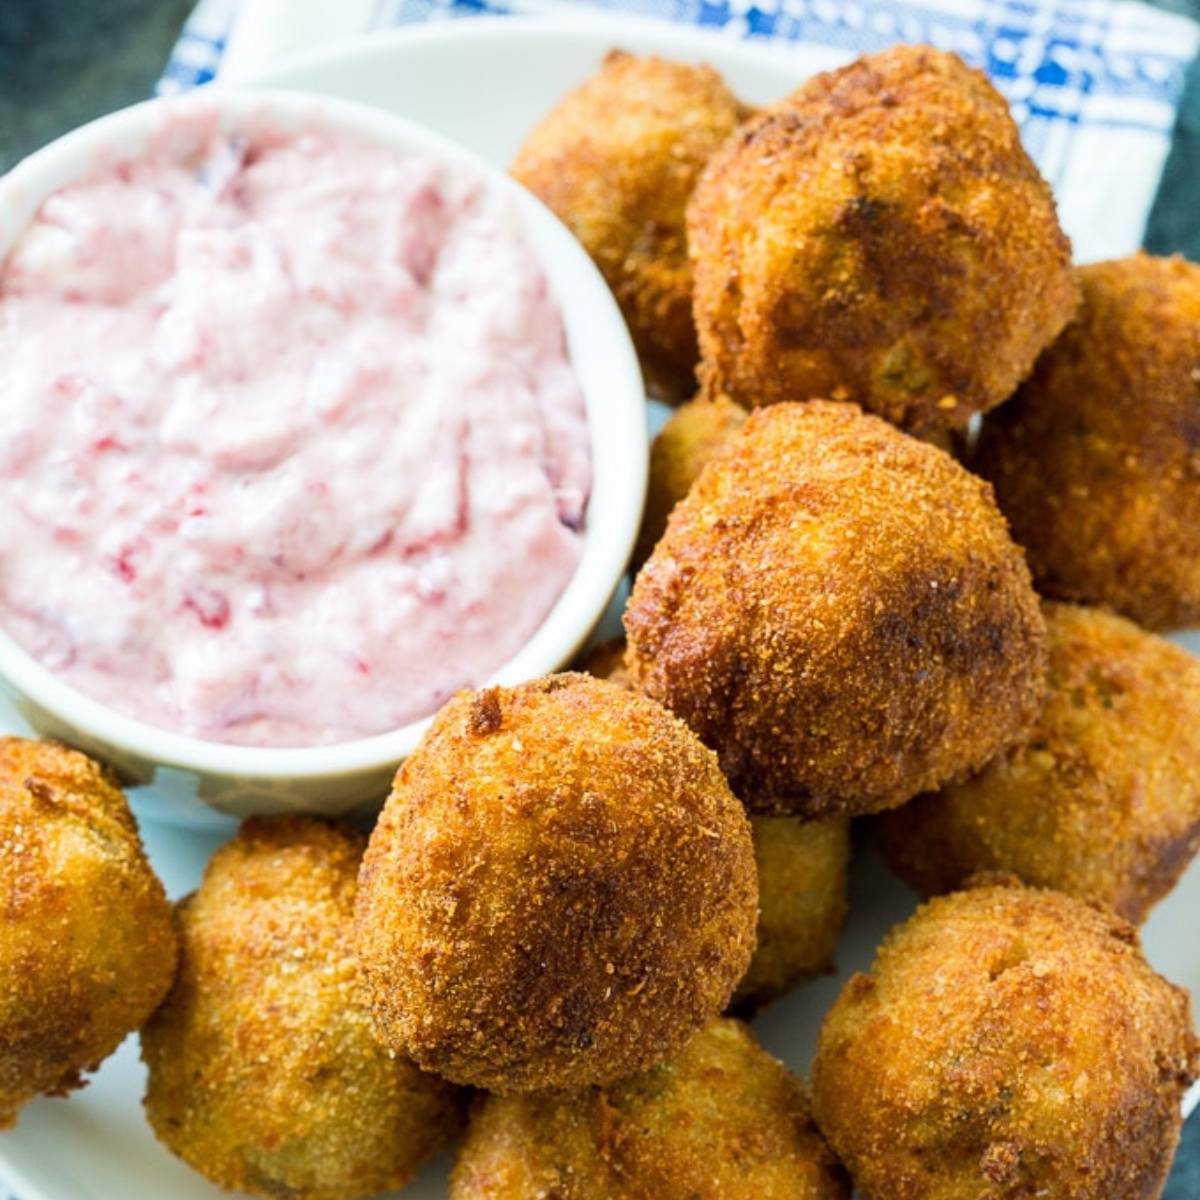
[974, 253, 1200, 631]
[141, 816, 464, 1200]
[631, 394, 958, 576]
[577, 638, 850, 1011]
[687, 44, 1078, 431]
[354, 674, 758, 1093]
[512, 49, 752, 400]
[633, 392, 749, 570]
[450, 1018, 850, 1199]
[624, 400, 1047, 818]
[877, 601, 1200, 923]
[811, 881, 1199, 1200]
[732, 815, 850, 1014]
[0, 737, 177, 1129]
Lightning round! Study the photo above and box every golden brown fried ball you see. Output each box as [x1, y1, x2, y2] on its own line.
[578, 637, 849, 1011]
[632, 394, 961, 573]
[634, 392, 749, 569]
[450, 1017, 850, 1200]
[812, 879, 1199, 1200]
[974, 254, 1200, 630]
[877, 603, 1200, 925]
[688, 45, 1078, 433]
[354, 674, 757, 1093]
[512, 50, 751, 399]
[0, 737, 176, 1129]
[734, 816, 849, 1013]
[625, 401, 1047, 818]
[142, 817, 463, 1200]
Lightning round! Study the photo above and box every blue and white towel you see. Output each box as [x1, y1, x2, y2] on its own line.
[0, 5, 1195, 1200]
[157, 0, 1199, 261]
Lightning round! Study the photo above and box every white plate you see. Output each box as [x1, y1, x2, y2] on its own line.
[1, 14, 1197, 1199]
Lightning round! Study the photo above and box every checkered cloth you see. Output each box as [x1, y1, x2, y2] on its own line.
[157, 0, 1199, 261]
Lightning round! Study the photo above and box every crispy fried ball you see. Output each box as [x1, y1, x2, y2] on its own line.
[688, 45, 1078, 432]
[450, 1017, 850, 1200]
[974, 254, 1200, 630]
[734, 816, 849, 1014]
[0, 738, 176, 1129]
[512, 50, 751, 399]
[578, 637, 849, 1010]
[624, 401, 1047, 818]
[141, 817, 463, 1200]
[877, 602, 1200, 925]
[632, 394, 961, 572]
[634, 392, 749, 569]
[354, 674, 758, 1093]
[812, 879, 1199, 1200]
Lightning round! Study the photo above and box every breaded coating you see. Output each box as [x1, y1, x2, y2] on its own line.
[0, 737, 176, 1129]
[634, 392, 749, 570]
[624, 401, 1047, 818]
[632, 394, 958, 573]
[578, 637, 849, 1010]
[734, 816, 849, 1013]
[450, 1017, 849, 1199]
[812, 880, 1199, 1200]
[354, 674, 758, 1093]
[877, 602, 1200, 924]
[512, 50, 751, 399]
[142, 817, 463, 1200]
[975, 254, 1200, 630]
[688, 45, 1078, 432]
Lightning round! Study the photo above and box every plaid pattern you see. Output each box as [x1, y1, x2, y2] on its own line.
[152, 0, 1199, 247]
[161, 0, 1198, 139]
[156, 0, 240, 92]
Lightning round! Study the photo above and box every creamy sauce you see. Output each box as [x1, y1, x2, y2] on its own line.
[0, 113, 591, 746]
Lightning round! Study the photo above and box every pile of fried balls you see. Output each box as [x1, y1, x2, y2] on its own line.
[3, 43, 1200, 1200]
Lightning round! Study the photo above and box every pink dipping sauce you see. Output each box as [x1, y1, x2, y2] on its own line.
[0, 113, 591, 747]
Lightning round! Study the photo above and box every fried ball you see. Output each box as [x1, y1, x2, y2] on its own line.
[974, 254, 1200, 630]
[578, 637, 849, 1010]
[624, 401, 1047, 818]
[688, 45, 1078, 433]
[0, 737, 176, 1129]
[733, 816, 849, 1013]
[632, 395, 961, 572]
[450, 1017, 850, 1200]
[512, 50, 751, 399]
[142, 817, 463, 1200]
[877, 602, 1200, 924]
[354, 674, 757, 1093]
[634, 392, 749, 569]
[812, 879, 1199, 1200]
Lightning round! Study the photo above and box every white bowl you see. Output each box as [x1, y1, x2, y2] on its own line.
[0, 88, 647, 826]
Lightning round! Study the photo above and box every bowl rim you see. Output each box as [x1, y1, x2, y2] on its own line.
[0, 86, 647, 781]
[217, 10, 842, 94]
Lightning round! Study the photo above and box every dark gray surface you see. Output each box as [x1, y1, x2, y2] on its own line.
[0, 0, 192, 171]
[0, 0, 1197, 1193]
[1168, 1116, 1200, 1200]
[1147, 46, 1200, 260]
[1143, 0, 1200, 259]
